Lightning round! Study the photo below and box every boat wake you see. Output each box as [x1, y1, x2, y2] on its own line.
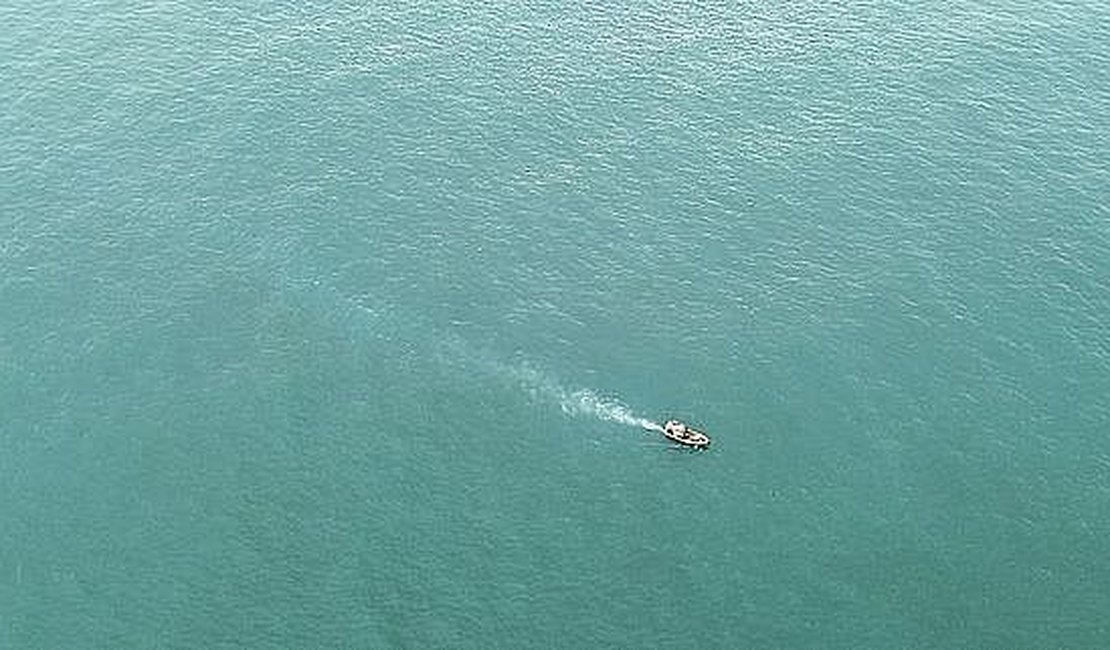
[559, 388, 664, 432]
[314, 286, 662, 434]
[434, 334, 661, 432]
[506, 361, 662, 432]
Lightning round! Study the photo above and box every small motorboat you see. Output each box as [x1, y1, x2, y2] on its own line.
[662, 420, 711, 449]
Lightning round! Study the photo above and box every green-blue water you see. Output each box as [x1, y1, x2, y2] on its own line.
[3, 1, 1108, 647]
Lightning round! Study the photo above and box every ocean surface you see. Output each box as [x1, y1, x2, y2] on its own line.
[3, 1, 1108, 647]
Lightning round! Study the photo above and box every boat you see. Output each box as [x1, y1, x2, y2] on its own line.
[662, 419, 711, 449]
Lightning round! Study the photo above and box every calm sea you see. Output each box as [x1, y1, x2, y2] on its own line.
[3, 1, 1108, 647]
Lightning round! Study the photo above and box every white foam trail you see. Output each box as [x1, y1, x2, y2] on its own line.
[560, 389, 663, 431]
[507, 361, 661, 431]
[433, 335, 661, 431]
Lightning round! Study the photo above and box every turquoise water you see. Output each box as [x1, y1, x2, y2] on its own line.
[3, 1, 1109, 647]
